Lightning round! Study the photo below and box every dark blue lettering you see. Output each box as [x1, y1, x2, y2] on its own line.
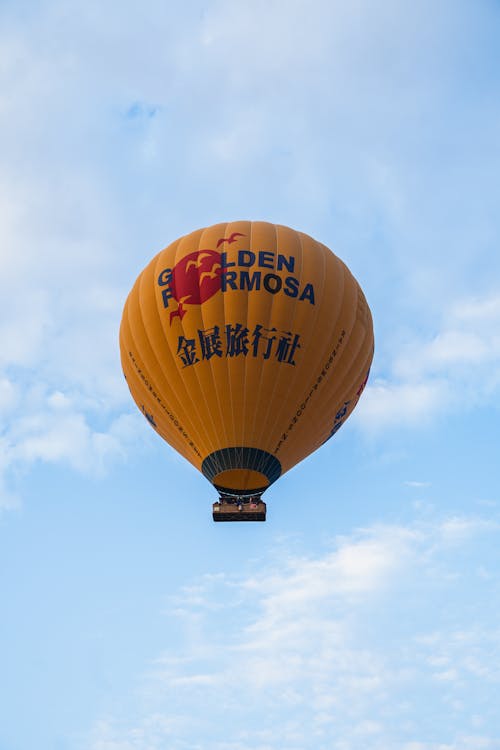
[300, 283, 315, 305]
[277, 254, 295, 273]
[259, 251, 274, 269]
[238, 250, 255, 267]
[284, 277, 299, 298]
[263, 273, 282, 294]
[158, 268, 172, 286]
[221, 271, 237, 290]
[161, 287, 173, 307]
[220, 252, 235, 268]
[240, 271, 261, 291]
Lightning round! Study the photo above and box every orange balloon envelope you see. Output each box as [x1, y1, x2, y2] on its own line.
[119, 221, 374, 497]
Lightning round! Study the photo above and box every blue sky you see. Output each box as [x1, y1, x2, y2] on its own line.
[1, 1, 500, 748]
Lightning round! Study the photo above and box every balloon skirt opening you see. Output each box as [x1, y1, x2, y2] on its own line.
[212, 468, 270, 494]
[201, 447, 282, 495]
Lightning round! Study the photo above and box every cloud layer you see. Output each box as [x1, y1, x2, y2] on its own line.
[1, 0, 500, 500]
[87, 515, 500, 750]
[357, 292, 500, 432]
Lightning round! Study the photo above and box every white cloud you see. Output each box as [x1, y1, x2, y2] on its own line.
[0, 377, 19, 414]
[14, 411, 119, 473]
[0, 0, 499, 469]
[356, 379, 448, 430]
[0, 18, 146, 502]
[453, 298, 500, 323]
[86, 515, 500, 750]
[0, 1, 499, 748]
[394, 295, 500, 381]
[356, 291, 500, 433]
[402, 744, 500, 750]
[0, 382, 148, 507]
[438, 517, 499, 545]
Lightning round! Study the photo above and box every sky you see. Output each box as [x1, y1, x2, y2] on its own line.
[1, 1, 500, 748]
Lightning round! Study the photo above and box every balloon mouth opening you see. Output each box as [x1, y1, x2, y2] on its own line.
[212, 468, 270, 495]
[202, 447, 282, 495]
[214, 485, 270, 498]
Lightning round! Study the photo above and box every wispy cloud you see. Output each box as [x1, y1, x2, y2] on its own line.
[357, 379, 448, 430]
[87, 515, 500, 750]
[356, 291, 500, 433]
[1, 0, 499, 485]
[394, 295, 500, 382]
[0, 384, 146, 508]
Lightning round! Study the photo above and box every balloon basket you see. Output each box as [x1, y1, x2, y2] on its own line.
[212, 499, 267, 522]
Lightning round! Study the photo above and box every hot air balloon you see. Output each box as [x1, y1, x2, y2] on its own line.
[119, 221, 374, 521]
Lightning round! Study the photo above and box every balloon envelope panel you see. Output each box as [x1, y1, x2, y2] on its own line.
[119, 221, 374, 494]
